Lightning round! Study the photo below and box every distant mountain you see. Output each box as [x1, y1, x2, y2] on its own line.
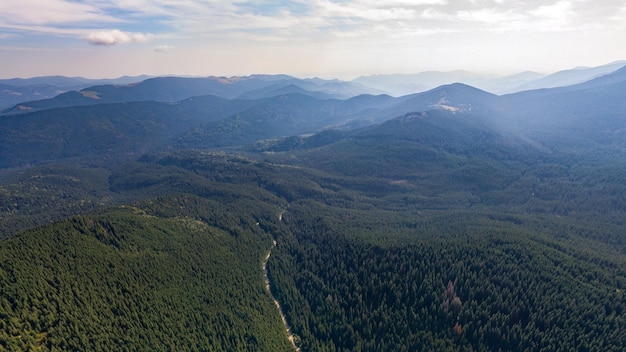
[353, 70, 554, 95]
[296, 78, 387, 98]
[0, 75, 151, 89]
[237, 78, 385, 100]
[485, 66, 626, 154]
[510, 60, 626, 92]
[2, 75, 384, 115]
[175, 93, 373, 149]
[5, 83, 488, 167]
[500, 65, 626, 117]
[0, 75, 151, 110]
[237, 83, 340, 100]
[371, 83, 498, 124]
[0, 95, 259, 168]
[562, 64, 626, 90]
[475, 71, 546, 94]
[0, 83, 65, 110]
[249, 69, 626, 157]
[352, 61, 626, 95]
[0, 75, 291, 114]
[353, 70, 490, 96]
[3, 65, 626, 168]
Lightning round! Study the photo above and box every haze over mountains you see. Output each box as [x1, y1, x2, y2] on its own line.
[0, 75, 382, 114]
[354, 60, 626, 96]
[2, 61, 626, 170]
[1, 61, 626, 351]
[0, 75, 151, 111]
[3, 60, 625, 114]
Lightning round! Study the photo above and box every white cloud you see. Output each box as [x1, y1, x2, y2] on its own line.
[528, 1, 572, 18]
[155, 44, 172, 52]
[457, 8, 524, 24]
[86, 29, 148, 46]
[359, 0, 448, 4]
[0, 0, 621, 43]
[528, 1, 574, 23]
[0, 0, 117, 26]
[421, 8, 450, 20]
[609, 5, 626, 24]
[523, 1, 577, 31]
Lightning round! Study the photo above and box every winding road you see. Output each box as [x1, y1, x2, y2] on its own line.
[263, 239, 300, 351]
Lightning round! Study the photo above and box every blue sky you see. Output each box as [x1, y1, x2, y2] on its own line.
[1, 0, 625, 78]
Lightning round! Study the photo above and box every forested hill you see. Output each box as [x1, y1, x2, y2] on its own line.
[0, 192, 294, 351]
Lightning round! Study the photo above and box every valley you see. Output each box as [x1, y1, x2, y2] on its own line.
[1, 65, 626, 351]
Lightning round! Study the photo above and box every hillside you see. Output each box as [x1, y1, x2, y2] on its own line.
[0, 193, 294, 351]
[0, 96, 259, 168]
[496, 65, 626, 152]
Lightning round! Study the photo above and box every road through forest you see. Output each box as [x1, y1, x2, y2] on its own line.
[263, 239, 300, 351]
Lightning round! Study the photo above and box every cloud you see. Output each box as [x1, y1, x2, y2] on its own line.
[0, 0, 116, 25]
[528, 1, 574, 25]
[2, 0, 624, 48]
[457, 8, 523, 24]
[155, 44, 173, 52]
[86, 30, 148, 46]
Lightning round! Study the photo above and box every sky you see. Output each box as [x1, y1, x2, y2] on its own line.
[1, 0, 625, 79]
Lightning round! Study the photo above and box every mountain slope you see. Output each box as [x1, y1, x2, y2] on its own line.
[175, 93, 400, 149]
[0, 91, 402, 168]
[0, 96, 258, 168]
[370, 83, 499, 124]
[0, 194, 294, 351]
[497, 65, 626, 150]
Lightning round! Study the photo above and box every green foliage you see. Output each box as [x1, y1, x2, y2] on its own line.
[268, 204, 626, 351]
[0, 165, 114, 238]
[0, 195, 294, 351]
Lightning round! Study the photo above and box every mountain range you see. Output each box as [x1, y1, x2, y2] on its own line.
[3, 60, 625, 114]
[3, 63, 626, 169]
[0, 75, 151, 110]
[1, 75, 382, 115]
[353, 60, 626, 95]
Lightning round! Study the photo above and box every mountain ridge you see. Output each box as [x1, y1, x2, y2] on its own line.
[1, 75, 382, 115]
